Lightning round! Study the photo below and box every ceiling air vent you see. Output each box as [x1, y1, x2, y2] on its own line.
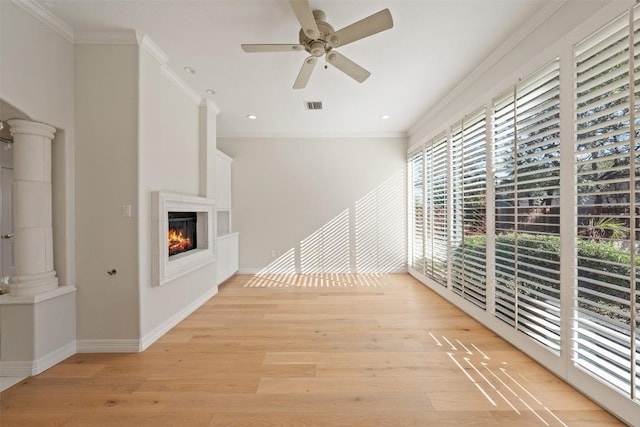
[304, 101, 323, 110]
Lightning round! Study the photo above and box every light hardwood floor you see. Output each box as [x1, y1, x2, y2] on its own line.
[0, 274, 626, 426]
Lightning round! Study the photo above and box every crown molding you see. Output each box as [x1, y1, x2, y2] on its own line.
[73, 31, 169, 66]
[408, 0, 567, 137]
[200, 98, 221, 115]
[160, 65, 203, 106]
[73, 29, 139, 44]
[12, 0, 74, 42]
[12, 3, 204, 111]
[217, 131, 408, 139]
[72, 29, 201, 106]
[138, 33, 169, 65]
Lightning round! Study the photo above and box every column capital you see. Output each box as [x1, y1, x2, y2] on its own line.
[7, 119, 56, 140]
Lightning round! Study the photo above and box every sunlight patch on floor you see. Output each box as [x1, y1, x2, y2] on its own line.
[245, 273, 387, 288]
[429, 331, 568, 426]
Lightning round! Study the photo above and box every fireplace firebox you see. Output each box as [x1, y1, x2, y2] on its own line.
[152, 192, 215, 286]
[168, 212, 198, 256]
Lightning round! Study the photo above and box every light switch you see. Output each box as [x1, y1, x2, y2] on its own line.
[122, 204, 132, 217]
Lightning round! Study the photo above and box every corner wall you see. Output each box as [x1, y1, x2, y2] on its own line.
[1, 2, 220, 360]
[0, 0, 76, 374]
[74, 42, 140, 347]
[137, 47, 218, 343]
[217, 136, 407, 274]
[0, 0, 74, 289]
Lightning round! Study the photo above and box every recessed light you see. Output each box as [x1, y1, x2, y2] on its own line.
[206, 89, 216, 96]
[247, 114, 257, 120]
[184, 66, 196, 74]
[381, 114, 390, 120]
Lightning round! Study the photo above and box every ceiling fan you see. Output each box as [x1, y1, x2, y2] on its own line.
[241, 0, 393, 89]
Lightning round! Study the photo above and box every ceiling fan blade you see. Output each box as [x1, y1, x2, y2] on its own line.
[289, 0, 320, 40]
[326, 51, 370, 83]
[327, 8, 393, 48]
[293, 56, 318, 89]
[242, 44, 305, 53]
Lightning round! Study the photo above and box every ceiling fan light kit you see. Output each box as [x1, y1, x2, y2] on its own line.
[241, 0, 393, 89]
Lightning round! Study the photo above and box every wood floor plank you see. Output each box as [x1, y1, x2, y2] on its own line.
[163, 391, 434, 414]
[257, 376, 478, 394]
[0, 273, 625, 426]
[63, 412, 215, 427]
[206, 411, 502, 427]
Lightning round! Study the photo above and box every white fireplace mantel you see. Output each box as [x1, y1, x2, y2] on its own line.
[151, 192, 215, 286]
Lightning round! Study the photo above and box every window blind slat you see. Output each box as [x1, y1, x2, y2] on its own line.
[574, 7, 638, 399]
[493, 59, 561, 353]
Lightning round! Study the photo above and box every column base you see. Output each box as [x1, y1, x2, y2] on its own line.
[0, 286, 76, 377]
[10, 271, 58, 297]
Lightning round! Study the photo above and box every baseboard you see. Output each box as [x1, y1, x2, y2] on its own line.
[76, 339, 141, 353]
[216, 270, 238, 285]
[0, 361, 33, 377]
[76, 287, 219, 353]
[0, 341, 76, 377]
[34, 341, 76, 374]
[237, 268, 408, 275]
[139, 286, 219, 351]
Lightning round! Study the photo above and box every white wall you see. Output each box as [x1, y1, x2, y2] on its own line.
[217, 136, 407, 273]
[1, 2, 218, 356]
[74, 43, 140, 343]
[200, 101, 218, 199]
[137, 48, 217, 341]
[74, 40, 219, 347]
[0, 0, 75, 288]
[0, 0, 76, 373]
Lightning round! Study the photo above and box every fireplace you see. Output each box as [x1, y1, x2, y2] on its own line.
[152, 192, 216, 286]
[168, 212, 197, 257]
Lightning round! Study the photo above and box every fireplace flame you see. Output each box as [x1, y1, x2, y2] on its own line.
[168, 228, 192, 256]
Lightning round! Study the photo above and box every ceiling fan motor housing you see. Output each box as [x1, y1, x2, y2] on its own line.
[241, 2, 393, 88]
[299, 10, 335, 57]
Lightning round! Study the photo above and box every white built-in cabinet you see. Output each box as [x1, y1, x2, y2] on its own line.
[216, 150, 232, 210]
[215, 150, 238, 285]
[216, 232, 238, 284]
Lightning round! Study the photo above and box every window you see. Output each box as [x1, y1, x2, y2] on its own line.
[406, 4, 640, 418]
[409, 149, 424, 272]
[493, 59, 562, 353]
[451, 109, 487, 308]
[409, 135, 448, 286]
[430, 134, 449, 285]
[574, 9, 639, 399]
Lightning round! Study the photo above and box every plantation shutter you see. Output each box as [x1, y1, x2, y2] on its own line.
[493, 59, 562, 353]
[409, 149, 425, 273]
[424, 146, 434, 277]
[574, 9, 638, 398]
[494, 88, 518, 328]
[451, 122, 465, 296]
[514, 60, 562, 352]
[431, 134, 449, 285]
[451, 110, 487, 308]
[631, 9, 639, 403]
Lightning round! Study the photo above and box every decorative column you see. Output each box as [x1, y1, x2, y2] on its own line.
[8, 119, 58, 296]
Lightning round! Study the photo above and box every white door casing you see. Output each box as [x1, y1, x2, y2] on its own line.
[1, 166, 15, 281]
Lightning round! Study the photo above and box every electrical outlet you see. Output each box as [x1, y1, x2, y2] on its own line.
[271, 250, 276, 257]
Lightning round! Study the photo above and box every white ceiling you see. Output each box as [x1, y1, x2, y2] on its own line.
[36, 0, 550, 137]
